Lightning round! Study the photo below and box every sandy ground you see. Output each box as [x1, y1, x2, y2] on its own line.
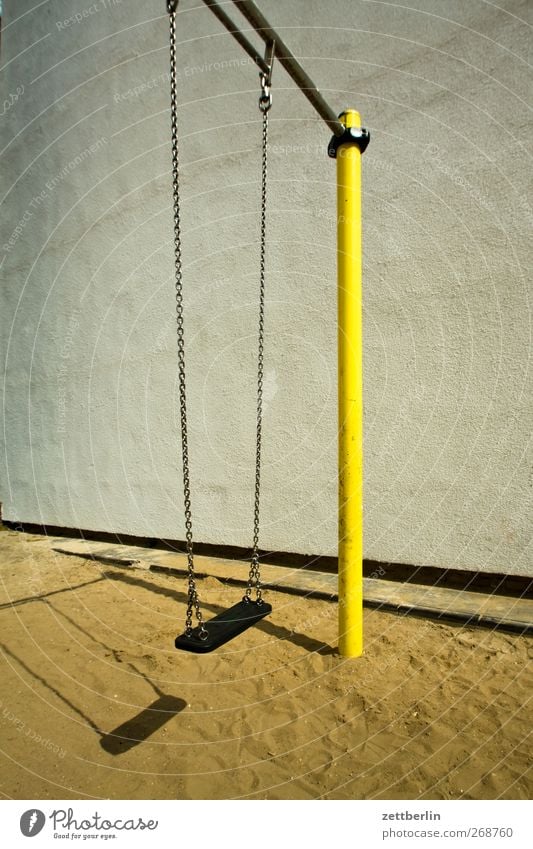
[0, 527, 531, 800]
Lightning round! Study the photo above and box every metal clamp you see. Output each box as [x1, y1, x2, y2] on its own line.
[328, 125, 370, 158]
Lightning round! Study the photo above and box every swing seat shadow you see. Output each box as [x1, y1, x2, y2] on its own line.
[100, 695, 186, 755]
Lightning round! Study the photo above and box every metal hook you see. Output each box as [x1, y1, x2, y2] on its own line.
[263, 39, 275, 88]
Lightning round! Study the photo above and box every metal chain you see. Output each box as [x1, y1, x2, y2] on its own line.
[169, 1, 272, 618]
[245, 72, 272, 604]
[168, 7, 207, 639]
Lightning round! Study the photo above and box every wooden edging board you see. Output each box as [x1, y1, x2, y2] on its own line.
[50, 538, 533, 634]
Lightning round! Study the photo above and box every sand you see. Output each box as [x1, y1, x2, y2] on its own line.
[0, 527, 531, 800]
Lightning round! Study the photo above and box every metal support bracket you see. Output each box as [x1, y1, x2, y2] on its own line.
[328, 125, 370, 158]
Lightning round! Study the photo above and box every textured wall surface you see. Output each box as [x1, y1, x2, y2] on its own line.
[1, 0, 532, 575]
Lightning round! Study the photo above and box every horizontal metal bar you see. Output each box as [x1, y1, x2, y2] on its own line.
[232, 0, 344, 135]
[200, 0, 270, 74]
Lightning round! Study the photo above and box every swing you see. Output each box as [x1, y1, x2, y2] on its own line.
[167, 4, 273, 653]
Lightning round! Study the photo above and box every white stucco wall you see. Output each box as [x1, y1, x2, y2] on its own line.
[1, 0, 532, 575]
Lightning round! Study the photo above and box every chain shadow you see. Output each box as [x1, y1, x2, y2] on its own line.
[43, 600, 188, 755]
[0, 641, 101, 734]
[1, 615, 187, 758]
[103, 569, 336, 655]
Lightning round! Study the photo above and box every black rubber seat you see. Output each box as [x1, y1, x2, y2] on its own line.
[175, 598, 272, 653]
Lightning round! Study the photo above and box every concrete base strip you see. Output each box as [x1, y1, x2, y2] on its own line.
[50, 538, 533, 634]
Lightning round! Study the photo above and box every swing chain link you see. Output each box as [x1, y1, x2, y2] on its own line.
[169, 8, 208, 640]
[245, 65, 272, 605]
[259, 74, 272, 113]
[258, 41, 274, 113]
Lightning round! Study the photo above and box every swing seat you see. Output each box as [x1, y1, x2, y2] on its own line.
[175, 598, 272, 653]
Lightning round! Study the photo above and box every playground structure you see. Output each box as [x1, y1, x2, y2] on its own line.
[3, 0, 531, 655]
[167, 2, 369, 656]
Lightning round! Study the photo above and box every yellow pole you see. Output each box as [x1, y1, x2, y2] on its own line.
[333, 109, 366, 658]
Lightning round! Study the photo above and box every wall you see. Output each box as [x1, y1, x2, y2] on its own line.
[1, 0, 532, 575]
